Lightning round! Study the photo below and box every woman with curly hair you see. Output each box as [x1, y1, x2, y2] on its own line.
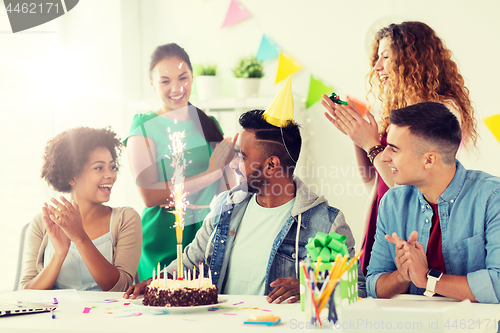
[21, 127, 142, 291]
[321, 21, 477, 275]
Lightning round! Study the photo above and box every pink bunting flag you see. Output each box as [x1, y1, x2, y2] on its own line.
[222, 0, 251, 28]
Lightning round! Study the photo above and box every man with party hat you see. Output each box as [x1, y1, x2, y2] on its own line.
[125, 77, 366, 303]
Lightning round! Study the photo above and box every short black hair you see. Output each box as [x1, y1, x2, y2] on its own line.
[41, 127, 123, 192]
[389, 102, 461, 164]
[238, 109, 301, 169]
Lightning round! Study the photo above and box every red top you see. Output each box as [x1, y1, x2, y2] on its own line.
[360, 135, 390, 276]
[427, 203, 446, 273]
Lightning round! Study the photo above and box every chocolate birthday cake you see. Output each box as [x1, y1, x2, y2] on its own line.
[143, 278, 218, 307]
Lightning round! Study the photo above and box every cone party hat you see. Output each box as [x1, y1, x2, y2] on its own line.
[263, 76, 294, 127]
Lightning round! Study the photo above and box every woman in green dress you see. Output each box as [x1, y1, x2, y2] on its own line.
[125, 43, 234, 280]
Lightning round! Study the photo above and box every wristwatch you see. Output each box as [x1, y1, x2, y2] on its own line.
[424, 269, 443, 297]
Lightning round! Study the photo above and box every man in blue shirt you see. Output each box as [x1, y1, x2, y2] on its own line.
[366, 101, 500, 303]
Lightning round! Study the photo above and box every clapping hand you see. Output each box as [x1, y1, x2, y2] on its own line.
[42, 203, 70, 256]
[386, 231, 428, 287]
[45, 196, 86, 244]
[321, 94, 380, 152]
[208, 135, 238, 172]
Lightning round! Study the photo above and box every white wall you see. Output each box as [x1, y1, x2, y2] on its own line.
[1, 0, 499, 293]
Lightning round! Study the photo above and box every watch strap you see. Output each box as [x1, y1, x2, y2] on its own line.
[424, 269, 443, 297]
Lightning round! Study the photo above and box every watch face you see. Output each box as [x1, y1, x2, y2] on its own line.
[428, 269, 442, 278]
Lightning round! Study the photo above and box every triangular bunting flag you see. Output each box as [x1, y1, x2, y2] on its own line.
[256, 35, 280, 61]
[306, 75, 333, 108]
[483, 114, 500, 144]
[222, 0, 251, 28]
[275, 51, 302, 84]
[346, 96, 369, 116]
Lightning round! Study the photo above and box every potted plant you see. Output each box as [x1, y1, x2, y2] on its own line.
[232, 56, 264, 98]
[195, 64, 221, 100]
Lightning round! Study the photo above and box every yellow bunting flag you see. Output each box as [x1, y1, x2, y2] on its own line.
[484, 114, 500, 144]
[306, 75, 333, 108]
[275, 51, 302, 84]
[263, 76, 294, 127]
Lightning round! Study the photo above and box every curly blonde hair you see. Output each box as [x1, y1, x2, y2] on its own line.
[367, 21, 477, 148]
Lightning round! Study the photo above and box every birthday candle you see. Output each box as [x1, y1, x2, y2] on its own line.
[173, 269, 176, 281]
[208, 268, 212, 285]
[157, 263, 160, 280]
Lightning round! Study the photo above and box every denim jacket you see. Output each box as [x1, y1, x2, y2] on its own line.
[168, 176, 367, 297]
[366, 161, 500, 303]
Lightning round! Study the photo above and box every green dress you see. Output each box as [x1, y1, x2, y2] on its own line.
[125, 110, 223, 280]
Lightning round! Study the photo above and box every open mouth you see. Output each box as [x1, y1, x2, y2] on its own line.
[98, 184, 112, 194]
[169, 94, 185, 101]
[380, 75, 389, 85]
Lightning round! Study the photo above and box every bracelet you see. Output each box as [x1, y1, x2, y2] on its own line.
[367, 145, 386, 164]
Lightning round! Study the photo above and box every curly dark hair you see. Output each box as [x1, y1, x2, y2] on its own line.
[41, 127, 123, 193]
[367, 21, 477, 148]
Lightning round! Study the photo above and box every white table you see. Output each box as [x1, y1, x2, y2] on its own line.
[0, 291, 302, 333]
[0, 291, 499, 333]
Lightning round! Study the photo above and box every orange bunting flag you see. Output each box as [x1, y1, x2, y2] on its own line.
[346, 96, 369, 116]
[275, 51, 302, 84]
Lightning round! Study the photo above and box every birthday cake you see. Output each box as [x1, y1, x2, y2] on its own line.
[143, 278, 218, 307]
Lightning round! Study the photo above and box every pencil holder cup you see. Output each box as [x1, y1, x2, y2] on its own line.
[300, 262, 358, 311]
[303, 275, 338, 325]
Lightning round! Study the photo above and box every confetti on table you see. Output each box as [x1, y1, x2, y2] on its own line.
[152, 310, 170, 315]
[223, 313, 237, 315]
[105, 300, 119, 303]
[124, 302, 131, 306]
[106, 306, 120, 310]
[233, 302, 244, 305]
[83, 307, 91, 314]
[208, 307, 221, 312]
[115, 312, 143, 318]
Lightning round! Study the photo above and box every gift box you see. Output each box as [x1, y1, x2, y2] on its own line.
[300, 231, 358, 311]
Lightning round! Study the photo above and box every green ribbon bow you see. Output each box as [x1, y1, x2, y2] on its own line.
[305, 231, 349, 262]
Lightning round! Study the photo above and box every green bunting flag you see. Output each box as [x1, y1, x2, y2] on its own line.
[306, 75, 333, 109]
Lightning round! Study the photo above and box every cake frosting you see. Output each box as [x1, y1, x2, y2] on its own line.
[143, 277, 218, 307]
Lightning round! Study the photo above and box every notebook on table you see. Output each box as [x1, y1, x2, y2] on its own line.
[0, 300, 56, 316]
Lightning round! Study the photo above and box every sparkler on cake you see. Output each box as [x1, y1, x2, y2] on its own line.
[142, 126, 219, 307]
[166, 128, 190, 279]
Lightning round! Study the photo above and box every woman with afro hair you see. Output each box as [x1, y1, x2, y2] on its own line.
[321, 21, 478, 275]
[20, 127, 142, 291]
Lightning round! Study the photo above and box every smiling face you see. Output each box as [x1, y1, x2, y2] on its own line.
[70, 147, 117, 204]
[374, 37, 395, 95]
[150, 56, 193, 113]
[380, 125, 427, 186]
[229, 130, 267, 194]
